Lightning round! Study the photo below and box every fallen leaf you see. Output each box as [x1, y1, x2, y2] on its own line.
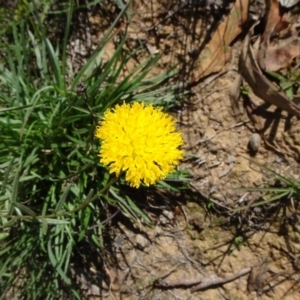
[264, 40, 300, 71]
[258, 0, 293, 71]
[256, 0, 300, 97]
[194, 0, 249, 79]
[261, 0, 283, 42]
[240, 24, 300, 117]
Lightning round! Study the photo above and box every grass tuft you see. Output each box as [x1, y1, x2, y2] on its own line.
[0, 1, 189, 298]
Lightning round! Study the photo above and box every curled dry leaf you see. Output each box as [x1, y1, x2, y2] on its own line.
[241, 0, 300, 110]
[194, 0, 249, 79]
[240, 24, 300, 117]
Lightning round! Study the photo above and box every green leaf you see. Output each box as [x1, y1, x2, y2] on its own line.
[41, 218, 48, 235]
[78, 206, 92, 241]
[45, 39, 63, 91]
[38, 219, 69, 225]
[9, 171, 19, 215]
[14, 202, 36, 217]
[280, 80, 294, 91]
[47, 239, 71, 285]
[92, 233, 103, 248]
[0, 232, 9, 241]
[55, 184, 72, 212]
[286, 87, 294, 100]
[125, 196, 151, 224]
[266, 71, 286, 81]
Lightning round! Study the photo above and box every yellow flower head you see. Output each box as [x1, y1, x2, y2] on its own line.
[95, 102, 184, 188]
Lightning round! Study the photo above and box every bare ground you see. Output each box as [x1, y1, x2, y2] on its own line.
[67, 1, 300, 299]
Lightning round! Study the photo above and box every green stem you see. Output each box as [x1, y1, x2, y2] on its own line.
[69, 175, 118, 214]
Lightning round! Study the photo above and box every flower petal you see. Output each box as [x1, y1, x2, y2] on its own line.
[95, 102, 184, 188]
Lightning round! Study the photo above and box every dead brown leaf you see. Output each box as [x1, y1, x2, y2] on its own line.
[264, 41, 300, 72]
[240, 24, 300, 117]
[252, 0, 300, 103]
[262, 0, 283, 42]
[194, 0, 249, 79]
[257, 0, 300, 73]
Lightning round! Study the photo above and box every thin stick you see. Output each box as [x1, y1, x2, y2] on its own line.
[155, 277, 202, 288]
[191, 268, 251, 293]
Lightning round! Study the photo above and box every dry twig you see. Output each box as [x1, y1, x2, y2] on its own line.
[191, 267, 251, 293]
[155, 277, 202, 288]
[154, 267, 251, 291]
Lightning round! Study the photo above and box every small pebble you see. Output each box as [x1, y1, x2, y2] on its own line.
[248, 133, 261, 153]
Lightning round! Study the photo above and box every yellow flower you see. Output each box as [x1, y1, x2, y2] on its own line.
[95, 102, 184, 188]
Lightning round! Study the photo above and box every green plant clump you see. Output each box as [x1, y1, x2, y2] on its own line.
[0, 1, 189, 298]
